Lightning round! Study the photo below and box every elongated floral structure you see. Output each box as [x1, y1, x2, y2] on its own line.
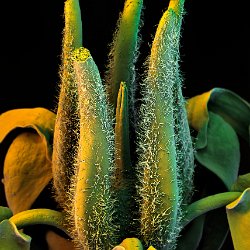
[173, 85, 194, 204]
[52, 0, 82, 207]
[137, 0, 189, 248]
[105, 0, 143, 111]
[113, 82, 137, 238]
[114, 83, 131, 186]
[69, 47, 116, 249]
[170, 2, 194, 204]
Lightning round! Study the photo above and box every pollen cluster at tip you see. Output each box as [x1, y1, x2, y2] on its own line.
[72, 47, 91, 62]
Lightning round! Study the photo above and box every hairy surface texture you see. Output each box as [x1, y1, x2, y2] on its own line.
[136, 0, 193, 248]
[67, 48, 117, 249]
[52, 0, 82, 208]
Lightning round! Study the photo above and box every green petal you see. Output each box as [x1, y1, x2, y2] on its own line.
[177, 215, 205, 250]
[186, 88, 250, 143]
[0, 206, 13, 222]
[0, 219, 31, 250]
[195, 112, 240, 189]
[231, 173, 250, 192]
[198, 208, 229, 250]
[208, 88, 250, 143]
[226, 188, 250, 250]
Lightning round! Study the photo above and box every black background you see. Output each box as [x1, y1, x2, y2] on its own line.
[0, 0, 249, 113]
